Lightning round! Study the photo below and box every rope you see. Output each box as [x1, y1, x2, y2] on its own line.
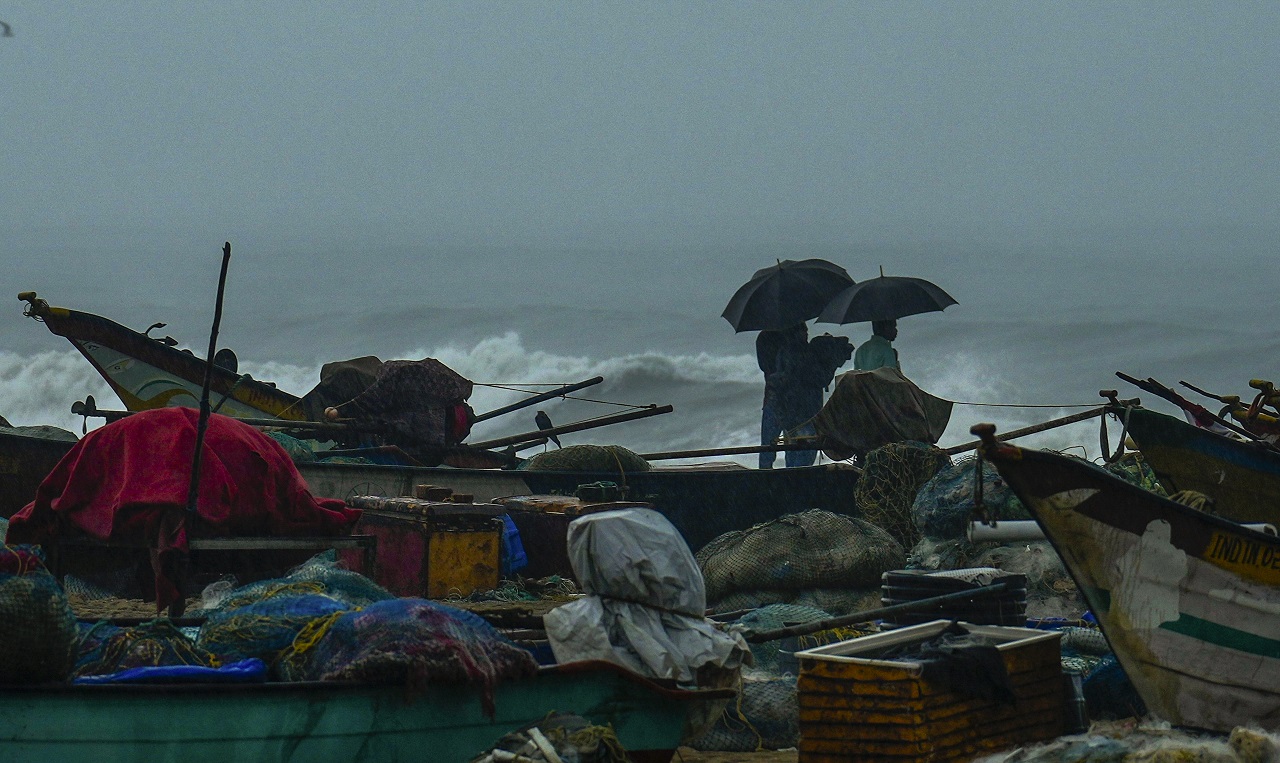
[947, 400, 1099, 409]
[1100, 404, 1133, 464]
[278, 609, 350, 666]
[479, 383, 651, 410]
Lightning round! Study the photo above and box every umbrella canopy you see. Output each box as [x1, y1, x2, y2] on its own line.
[818, 273, 957, 324]
[721, 258, 855, 332]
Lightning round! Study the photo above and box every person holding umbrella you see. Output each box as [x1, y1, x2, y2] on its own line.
[820, 267, 958, 371]
[722, 259, 855, 468]
[854, 319, 900, 371]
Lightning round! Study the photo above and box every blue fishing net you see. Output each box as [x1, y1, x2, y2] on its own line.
[1082, 656, 1147, 721]
[282, 598, 538, 715]
[0, 544, 77, 683]
[73, 619, 216, 678]
[196, 593, 352, 670]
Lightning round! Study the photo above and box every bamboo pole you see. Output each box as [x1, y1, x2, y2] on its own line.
[745, 583, 1012, 643]
[942, 406, 1112, 456]
[469, 405, 674, 450]
[471, 377, 605, 423]
[187, 242, 232, 515]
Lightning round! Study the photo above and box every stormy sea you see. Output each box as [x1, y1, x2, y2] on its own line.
[3, 225, 1276, 463]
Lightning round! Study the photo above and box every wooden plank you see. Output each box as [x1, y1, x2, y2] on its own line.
[797, 662, 1059, 702]
[798, 686, 1059, 737]
[798, 681, 1063, 727]
[189, 536, 376, 551]
[799, 708, 1063, 758]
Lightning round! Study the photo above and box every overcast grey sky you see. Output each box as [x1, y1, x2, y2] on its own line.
[1, 2, 1277, 344]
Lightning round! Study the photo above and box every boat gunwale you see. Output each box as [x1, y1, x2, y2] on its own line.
[0, 659, 738, 701]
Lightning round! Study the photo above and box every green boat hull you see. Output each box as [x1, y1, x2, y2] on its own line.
[0, 662, 727, 762]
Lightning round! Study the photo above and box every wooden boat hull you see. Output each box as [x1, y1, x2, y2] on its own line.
[299, 460, 861, 552]
[0, 432, 858, 554]
[22, 296, 305, 420]
[985, 442, 1280, 732]
[0, 430, 75, 519]
[1120, 405, 1280, 523]
[0, 661, 727, 763]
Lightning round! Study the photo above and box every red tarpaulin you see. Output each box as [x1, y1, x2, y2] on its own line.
[8, 408, 360, 610]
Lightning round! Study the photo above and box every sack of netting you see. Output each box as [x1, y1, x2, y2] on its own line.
[196, 593, 353, 670]
[688, 675, 800, 752]
[854, 441, 952, 548]
[0, 544, 77, 683]
[519, 444, 650, 473]
[696, 509, 904, 603]
[281, 598, 538, 715]
[911, 454, 1031, 542]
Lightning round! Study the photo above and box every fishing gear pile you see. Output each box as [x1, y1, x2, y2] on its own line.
[696, 509, 903, 615]
[279, 598, 538, 715]
[520, 444, 650, 473]
[0, 544, 77, 683]
[854, 440, 952, 548]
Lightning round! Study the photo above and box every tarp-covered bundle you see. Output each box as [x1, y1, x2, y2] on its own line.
[7, 408, 361, 612]
[544, 508, 750, 687]
[326, 358, 475, 449]
[814, 367, 953, 461]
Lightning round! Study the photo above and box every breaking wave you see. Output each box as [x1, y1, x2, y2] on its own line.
[0, 332, 1122, 463]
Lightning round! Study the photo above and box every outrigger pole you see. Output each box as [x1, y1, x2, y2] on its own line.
[187, 242, 232, 515]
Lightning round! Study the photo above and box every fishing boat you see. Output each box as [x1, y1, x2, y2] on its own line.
[974, 423, 1280, 732]
[18, 292, 307, 421]
[0, 659, 732, 762]
[1110, 403, 1280, 524]
[0, 428, 76, 519]
[12, 292, 863, 549]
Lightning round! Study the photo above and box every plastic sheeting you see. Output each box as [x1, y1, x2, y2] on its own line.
[544, 508, 750, 686]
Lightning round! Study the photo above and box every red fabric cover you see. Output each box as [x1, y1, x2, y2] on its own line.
[8, 408, 360, 610]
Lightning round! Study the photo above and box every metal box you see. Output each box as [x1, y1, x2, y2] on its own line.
[344, 495, 505, 598]
[795, 620, 1064, 762]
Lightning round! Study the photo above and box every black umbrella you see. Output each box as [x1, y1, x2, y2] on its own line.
[721, 259, 855, 332]
[818, 270, 957, 324]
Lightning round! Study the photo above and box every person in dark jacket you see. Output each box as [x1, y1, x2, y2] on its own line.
[773, 332, 853, 467]
[757, 323, 807, 468]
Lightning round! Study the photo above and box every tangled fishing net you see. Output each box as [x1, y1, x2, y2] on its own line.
[74, 619, 216, 678]
[280, 598, 538, 715]
[913, 454, 1032, 541]
[471, 712, 630, 763]
[696, 510, 904, 606]
[457, 575, 580, 604]
[0, 544, 77, 683]
[972, 720, 1280, 762]
[520, 444, 650, 473]
[688, 675, 801, 753]
[971, 542, 1084, 619]
[196, 593, 353, 670]
[194, 551, 394, 613]
[1103, 451, 1167, 495]
[855, 441, 953, 547]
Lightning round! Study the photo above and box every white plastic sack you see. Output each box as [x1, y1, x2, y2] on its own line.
[544, 508, 749, 686]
